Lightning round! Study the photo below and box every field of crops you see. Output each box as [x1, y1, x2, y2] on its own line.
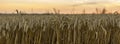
[0, 14, 120, 44]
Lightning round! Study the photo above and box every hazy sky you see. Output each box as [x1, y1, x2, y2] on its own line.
[0, 0, 120, 13]
[0, 0, 120, 4]
[0, 0, 120, 3]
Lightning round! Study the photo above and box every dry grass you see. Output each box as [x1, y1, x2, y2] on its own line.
[0, 14, 120, 44]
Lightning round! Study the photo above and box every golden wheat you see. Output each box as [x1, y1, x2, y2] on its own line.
[0, 14, 120, 44]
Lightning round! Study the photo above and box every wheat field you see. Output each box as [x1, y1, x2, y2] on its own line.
[0, 14, 120, 44]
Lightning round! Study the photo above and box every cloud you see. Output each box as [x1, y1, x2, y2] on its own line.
[75, 0, 116, 3]
[71, 0, 119, 6]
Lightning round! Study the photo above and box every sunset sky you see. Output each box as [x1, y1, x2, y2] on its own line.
[0, 0, 120, 13]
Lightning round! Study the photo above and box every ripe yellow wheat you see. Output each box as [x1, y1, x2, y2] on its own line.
[0, 14, 120, 44]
